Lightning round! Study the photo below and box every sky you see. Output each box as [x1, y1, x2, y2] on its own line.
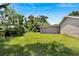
[10, 3, 79, 25]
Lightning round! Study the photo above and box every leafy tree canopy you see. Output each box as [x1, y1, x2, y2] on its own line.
[25, 15, 50, 32]
[69, 11, 79, 16]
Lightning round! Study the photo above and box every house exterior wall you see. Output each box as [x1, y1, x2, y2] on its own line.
[60, 17, 79, 37]
[40, 26, 59, 34]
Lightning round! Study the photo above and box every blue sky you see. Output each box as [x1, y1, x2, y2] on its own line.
[10, 3, 79, 25]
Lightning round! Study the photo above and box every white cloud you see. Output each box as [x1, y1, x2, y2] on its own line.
[56, 3, 76, 7]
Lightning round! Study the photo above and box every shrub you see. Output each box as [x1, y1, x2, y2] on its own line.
[5, 25, 26, 37]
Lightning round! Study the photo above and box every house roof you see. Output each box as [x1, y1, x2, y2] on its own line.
[59, 16, 79, 25]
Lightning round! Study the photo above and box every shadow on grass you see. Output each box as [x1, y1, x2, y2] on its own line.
[0, 41, 78, 56]
[63, 34, 79, 39]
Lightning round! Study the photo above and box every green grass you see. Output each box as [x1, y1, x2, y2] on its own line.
[0, 32, 79, 56]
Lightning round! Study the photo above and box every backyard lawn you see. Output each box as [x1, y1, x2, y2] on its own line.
[0, 32, 79, 56]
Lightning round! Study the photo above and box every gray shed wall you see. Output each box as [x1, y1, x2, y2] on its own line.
[40, 26, 59, 34]
[60, 17, 79, 36]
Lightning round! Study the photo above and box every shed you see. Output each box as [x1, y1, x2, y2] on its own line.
[40, 24, 60, 34]
[60, 16, 79, 37]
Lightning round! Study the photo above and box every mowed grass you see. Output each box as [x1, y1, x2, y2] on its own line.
[0, 32, 79, 56]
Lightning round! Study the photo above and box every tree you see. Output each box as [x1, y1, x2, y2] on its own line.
[25, 15, 50, 32]
[69, 11, 79, 16]
[0, 3, 9, 8]
[0, 3, 10, 37]
[36, 15, 50, 26]
[0, 4, 26, 37]
[38, 15, 48, 22]
[28, 15, 37, 32]
[28, 15, 35, 24]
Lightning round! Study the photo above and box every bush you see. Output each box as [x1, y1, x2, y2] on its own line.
[5, 25, 26, 37]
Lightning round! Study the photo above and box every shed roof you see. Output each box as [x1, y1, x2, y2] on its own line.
[59, 16, 79, 25]
[40, 16, 79, 28]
